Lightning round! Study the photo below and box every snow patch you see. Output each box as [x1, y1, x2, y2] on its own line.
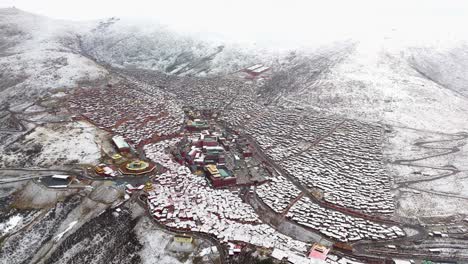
[0, 214, 23, 236]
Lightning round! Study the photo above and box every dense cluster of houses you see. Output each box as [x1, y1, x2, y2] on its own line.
[283, 121, 394, 214]
[256, 175, 302, 214]
[221, 96, 395, 215]
[141, 135, 403, 263]
[287, 196, 404, 242]
[143, 139, 318, 263]
[142, 138, 380, 263]
[122, 69, 250, 111]
[219, 92, 266, 129]
[68, 81, 183, 147]
[65, 69, 411, 262]
[246, 113, 344, 162]
[255, 173, 404, 243]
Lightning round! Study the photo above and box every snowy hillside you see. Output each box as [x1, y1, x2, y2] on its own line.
[80, 18, 277, 76]
[408, 43, 468, 98]
[274, 41, 468, 132]
[0, 8, 107, 107]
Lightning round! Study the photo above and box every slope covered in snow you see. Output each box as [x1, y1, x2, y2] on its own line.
[80, 18, 277, 76]
[408, 43, 468, 98]
[275, 41, 468, 133]
[0, 8, 107, 107]
[0, 121, 103, 167]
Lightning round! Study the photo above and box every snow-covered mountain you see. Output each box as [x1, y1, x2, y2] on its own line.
[78, 17, 286, 76]
[0, 8, 107, 108]
[273, 41, 468, 132]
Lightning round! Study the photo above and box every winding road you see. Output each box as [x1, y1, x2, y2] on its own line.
[353, 129, 468, 261]
[392, 131, 468, 196]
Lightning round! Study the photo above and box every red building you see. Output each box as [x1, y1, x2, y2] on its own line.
[204, 164, 236, 188]
[242, 147, 253, 158]
[201, 136, 218, 147]
[210, 174, 236, 188]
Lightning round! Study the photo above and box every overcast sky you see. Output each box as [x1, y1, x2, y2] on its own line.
[1, 0, 467, 47]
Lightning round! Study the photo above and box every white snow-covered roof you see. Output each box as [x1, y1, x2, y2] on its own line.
[49, 185, 68, 188]
[393, 259, 412, 264]
[271, 248, 288, 260]
[52, 175, 70, 180]
[252, 66, 270, 73]
[112, 135, 130, 149]
[246, 64, 263, 71]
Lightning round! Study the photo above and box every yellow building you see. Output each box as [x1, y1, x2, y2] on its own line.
[94, 165, 104, 174]
[126, 160, 150, 171]
[144, 182, 154, 192]
[205, 164, 221, 178]
[119, 159, 156, 175]
[112, 153, 123, 161]
[174, 235, 193, 243]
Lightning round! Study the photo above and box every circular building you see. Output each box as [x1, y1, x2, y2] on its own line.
[119, 159, 156, 175]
